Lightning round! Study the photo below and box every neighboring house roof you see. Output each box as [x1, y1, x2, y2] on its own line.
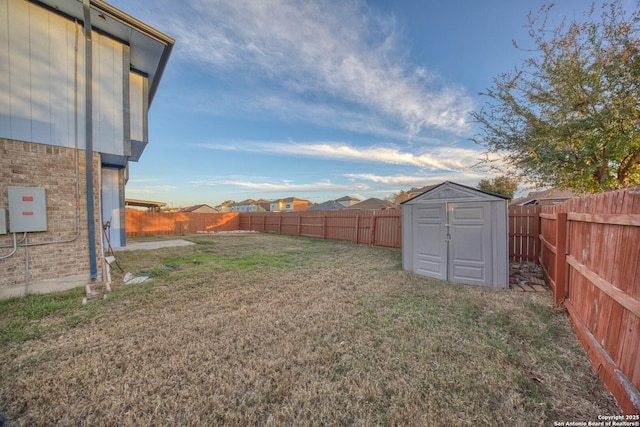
[125, 198, 167, 209]
[335, 195, 361, 206]
[48, 0, 175, 106]
[510, 189, 576, 206]
[179, 204, 218, 213]
[232, 199, 257, 207]
[255, 199, 272, 210]
[272, 197, 310, 203]
[346, 198, 394, 210]
[308, 200, 347, 211]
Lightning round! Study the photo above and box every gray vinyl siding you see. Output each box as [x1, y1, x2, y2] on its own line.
[0, 0, 130, 158]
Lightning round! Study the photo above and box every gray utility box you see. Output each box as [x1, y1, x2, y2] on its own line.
[8, 187, 48, 232]
[0, 209, 7, 234]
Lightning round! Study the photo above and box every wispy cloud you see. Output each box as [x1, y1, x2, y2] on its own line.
[344, 172, 486, 187]
[163, 0, 474, 137]
[190, 177, 369, 193]
[198, 141, 486, 171]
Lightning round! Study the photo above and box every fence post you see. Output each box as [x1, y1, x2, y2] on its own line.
[355, 215, 360, 244]
[397, 210, 402, 247]
[554, 212, 568, 306]
[533, 206, 541, 264]
[369, 215, 376, 245]
[323, 215, 327, 240]
[297, 215, 301, 236]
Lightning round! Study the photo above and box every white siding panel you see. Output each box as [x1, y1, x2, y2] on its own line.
[129, 72, 144, 141]
[49, 15, 76, 148]
[29, 3, 52, 144]
[0, 1, 11, 134]
[1, 0, 126, 156]
[93, 33, 124, 156]
[1, 0, 82, 147]
[7, 0, 31, 141]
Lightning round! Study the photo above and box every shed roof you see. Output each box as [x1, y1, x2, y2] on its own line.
[402, 181, 509, 205]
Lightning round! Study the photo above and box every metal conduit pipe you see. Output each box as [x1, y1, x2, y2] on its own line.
[83, 0, 97, 280]
[0, 233, 26, 249]
[0, 233, 18, 260]
[24, 234, 29, 297]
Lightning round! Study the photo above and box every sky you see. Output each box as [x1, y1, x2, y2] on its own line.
[108, 0, 635, 208]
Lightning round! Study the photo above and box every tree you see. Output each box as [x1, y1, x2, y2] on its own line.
[472, 2, 640, 193]
[386, 187, 421, 205]
[477, 175, 519, 199]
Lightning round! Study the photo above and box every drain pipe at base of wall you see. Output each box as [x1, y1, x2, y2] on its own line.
[83, 0, 97, 281]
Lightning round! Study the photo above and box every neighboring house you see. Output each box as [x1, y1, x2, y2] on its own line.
[230, 199, 270, 212]
[216, 201, 235, 212]
[270, 197, 310, 212]
[335, 195, 361, 207]
[179, 204, 219, 213]
[307, 200, 347, 211]
[0, 0, 174, 298]
[510, 189, 576, 206]
[346, 198, 394, 210]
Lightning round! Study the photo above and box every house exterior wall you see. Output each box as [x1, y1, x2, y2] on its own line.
[270, 198, 310, 212]
[0, 138, 103, 298]
[0, 0, 171, 297]
[1, 0, 81, 148]
[0, 0, 138, 158]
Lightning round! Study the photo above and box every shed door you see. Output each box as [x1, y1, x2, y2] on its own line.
[413, 204, 447, 280]
[448, 202, 492, 286]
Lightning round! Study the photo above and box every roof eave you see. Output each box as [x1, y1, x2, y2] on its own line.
[90, 0, 175, 106]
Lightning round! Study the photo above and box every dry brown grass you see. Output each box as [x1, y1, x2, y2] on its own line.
[0, 233, 618, 426]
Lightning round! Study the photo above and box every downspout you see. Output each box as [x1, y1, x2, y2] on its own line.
[83, 0, 97, 280]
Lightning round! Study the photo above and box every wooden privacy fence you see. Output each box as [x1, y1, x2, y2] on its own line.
[238, 209, 402, 248]
[125, 211, 240, 236]
[125, 207, 546, 258]
[540, 187, 640, 414]
[508, 205, 541, 263]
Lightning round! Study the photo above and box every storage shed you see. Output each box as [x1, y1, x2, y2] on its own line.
[401, 181, 509, 288]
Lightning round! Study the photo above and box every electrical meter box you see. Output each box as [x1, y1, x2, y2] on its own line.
[8, 187, 48, 232]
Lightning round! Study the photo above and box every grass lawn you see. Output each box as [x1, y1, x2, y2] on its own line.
[0, 233, 618, 426]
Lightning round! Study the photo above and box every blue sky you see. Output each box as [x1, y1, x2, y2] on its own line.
[108, 0, 632, 208]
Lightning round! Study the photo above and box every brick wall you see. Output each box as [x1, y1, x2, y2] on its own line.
[0, 138, 103, 297]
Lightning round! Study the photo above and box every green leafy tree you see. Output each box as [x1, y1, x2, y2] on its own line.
[473, 2, 640, 192]
[477, 175, 519, 199]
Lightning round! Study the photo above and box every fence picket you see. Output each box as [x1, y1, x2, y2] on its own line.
[541, 187, 640, 414]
